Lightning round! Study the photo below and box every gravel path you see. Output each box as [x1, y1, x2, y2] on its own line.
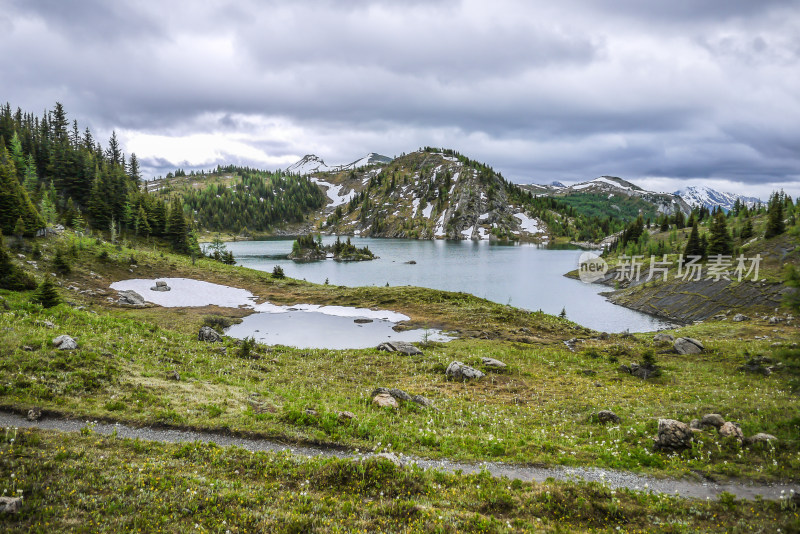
[2, 412, 797, 501]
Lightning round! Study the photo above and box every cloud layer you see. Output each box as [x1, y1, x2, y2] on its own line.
[3, 0, 799, 198]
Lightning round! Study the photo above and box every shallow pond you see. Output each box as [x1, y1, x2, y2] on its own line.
[109, 278, 449, 349]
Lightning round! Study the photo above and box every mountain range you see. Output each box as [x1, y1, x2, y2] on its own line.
[673, 185, 762, 212]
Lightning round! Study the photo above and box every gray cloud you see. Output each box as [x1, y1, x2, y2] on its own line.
[2, 0, 799, 197]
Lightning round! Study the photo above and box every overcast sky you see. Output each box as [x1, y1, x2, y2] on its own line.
[3, 0, 799, 198]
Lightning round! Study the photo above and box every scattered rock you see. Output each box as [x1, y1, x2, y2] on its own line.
[719, 422, 744, 442]
[371, 387, 431, 407]
[738, 356, 774, 376]
[768, 316, 781, 324]
[22, 346, 34, 352]
[27, 408, 42, 421]
[198, 326, 223, 343]
[166, 370, 180, 381]
[617, 364, 631, 374]
[596, 410, 620, 424]
[354, 318, 373, 324]
[304, 408, 318, 417]
[654, 419, 693, 451]
[410, 394, 433, 407]
[337, 411, 355, 421]
[52, 335, 77, 350]
[36, 320, 55, 329]
[372, 393, 398, 409]
[733, 314, 750, 322]
[405, 260, 417, 265]
[629, 363, 660, 379]
[673, 337, 704, 355]
[0, 497, 22, 514]
[580, 369, 597, 376]
[117, 290, 146, 306]
[150, 280, 171, 292]
[653, 333, 674, 343]
[689, 419, 701, 430]
[700, 413, 726, 429]
[481, 357, 507, 370]
[376, 341, 423, 356]
[744, 433, 778, 446]
[445, 361, 485, 380]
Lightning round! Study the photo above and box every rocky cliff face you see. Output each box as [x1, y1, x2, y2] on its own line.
[306, 150, 549, 241]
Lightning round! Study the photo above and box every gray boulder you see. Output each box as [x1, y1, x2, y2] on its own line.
[654, 419, 693, 451]
[653, 333, 674, 343]
[372, 393, 398, 409]
[376, 341, 423, 356]
[150, 280, 171, 292]
[27, 408, 42, 421]
[0, 497, 22, 514]
[700, 413, 725, 429]
[732, 314, 750, 322]
[445, 361, 485, 380]
[52, 335, 77, 350]
[481, 357, 507, 370]
[744, 433, 777, 446]
[118, 290, 146, 306]
[597, 410, 621, 424]
[198, 326, 223, 343]
[630, 363, 660, 379]
[674, 337, 704, 355]
[719, 421, 744, 442]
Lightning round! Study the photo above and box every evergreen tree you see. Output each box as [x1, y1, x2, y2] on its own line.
[0, 145, 44, 236]
[166, 196, 189, 253]
[32, 277, 61, 308]
[683, 220, 703, 257]
[740, 217, 754, 240]
[52, 248, 72, 275]
[707, 212, 733, 256]
[765, 192, 786, 238]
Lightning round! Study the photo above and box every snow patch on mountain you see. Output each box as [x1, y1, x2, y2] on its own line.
[287, 153, 392, 175]
[674, 185, 761, 212]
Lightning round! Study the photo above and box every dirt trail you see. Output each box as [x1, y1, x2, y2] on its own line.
[2, 412, 796, 502]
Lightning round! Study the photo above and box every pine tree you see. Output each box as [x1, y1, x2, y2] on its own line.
[32, 277, 61, 308]
[52, 248, 72, 275]
[740, 217, 754, 240]
[765, 192, 786, 238]
[707, 212, 733, 256]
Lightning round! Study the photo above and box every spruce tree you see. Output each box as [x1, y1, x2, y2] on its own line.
[32, 277, 61, 308]
[707, 212, 733, 256]
[166, 196, 189, 253]
[765, 192, 786, 238]
[0, 145, 44, 236]
[683, 220, 702, 257]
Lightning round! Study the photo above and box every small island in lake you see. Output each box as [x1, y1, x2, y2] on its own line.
[288, 234, 377, 262]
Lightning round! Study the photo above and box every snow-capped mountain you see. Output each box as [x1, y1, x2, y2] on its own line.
[674, 186, 762, 212]
[286, 153, 392, 175]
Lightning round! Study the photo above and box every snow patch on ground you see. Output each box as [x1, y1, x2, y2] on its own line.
[514, 212, 543, 234]
[411, 197, 420, 217]
[477, 227, 489, 239]
[110, 278, 257, 308]
[311, 178, 357, 208]
[461, 226, 474, 238]
[422, 204, 434, 219]
[434, 212, 447, 237]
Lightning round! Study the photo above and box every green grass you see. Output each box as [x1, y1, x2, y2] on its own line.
[0, 428, 796, 533]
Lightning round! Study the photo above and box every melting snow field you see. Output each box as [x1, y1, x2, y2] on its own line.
[311, 178, 357, 208]
[514, 213, 542, 234]
[110, 278, 450, 349]
[110, 278, 256, 308]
